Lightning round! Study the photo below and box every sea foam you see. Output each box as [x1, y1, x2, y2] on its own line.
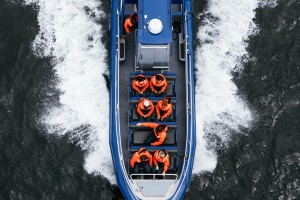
[24, 0, 115, 183]
[25, 0, 269, 183]
[193, 0, 258, 173]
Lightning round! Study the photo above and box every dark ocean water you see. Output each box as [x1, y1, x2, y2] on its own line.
[0, 0, 299, 199]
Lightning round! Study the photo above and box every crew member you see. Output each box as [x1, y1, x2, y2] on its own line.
[123, 13, 138, 38]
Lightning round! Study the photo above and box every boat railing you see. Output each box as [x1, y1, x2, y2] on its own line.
[170, 8, 195, 195]
[114, 8, 126, 177]
[129, 173, 178, 180]
[184, 9, 194, 157]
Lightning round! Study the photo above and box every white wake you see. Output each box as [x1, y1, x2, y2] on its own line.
[24, 0, 115, 183]
[24, 0, 276, 182]
[193, 0, 259, 173]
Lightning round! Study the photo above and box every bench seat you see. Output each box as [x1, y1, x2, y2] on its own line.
[128, 150, 178, 174]
[130, 128, 177, 146]
[129, 72, 177, 98]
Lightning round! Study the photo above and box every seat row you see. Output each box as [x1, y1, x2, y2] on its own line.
[129, 124, 178, 148]
[129, 72, 177, 100]
[129, 99, 177, 123]
[129, 149, 179, 177]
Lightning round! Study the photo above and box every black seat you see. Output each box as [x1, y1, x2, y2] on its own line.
[167, 153, 177, 173]
[164, 129, 176, 145]
[131, 106, 139, 121]
[132, 130, 152, 145]
[166, 81, 174, 97]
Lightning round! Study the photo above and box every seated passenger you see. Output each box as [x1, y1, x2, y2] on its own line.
[130, 148, 152, 175]
[122, 13, 138, 39]
[132, 74, 149, 96]
[136, 122, 168, 146]
[156, 98, 172, 121]
[137, 98, 154, 121]
[152, 149, 169, 176]
[149, 74, 168, 97]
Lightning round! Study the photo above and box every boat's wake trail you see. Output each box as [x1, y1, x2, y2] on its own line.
[193, 0, 259, 173]
[24, 0, 115, 183]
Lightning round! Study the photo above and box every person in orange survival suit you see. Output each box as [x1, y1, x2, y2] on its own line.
[130, 148, 152, 175]
[152, 149, 169, 176]
[136, 98, 154, 121]
[156, 98, 172, 121]
[132, 74, 149, 97]
[136, 122, 168, 146]
[122, 13, 138, 38]
[149, 74, 168, 97]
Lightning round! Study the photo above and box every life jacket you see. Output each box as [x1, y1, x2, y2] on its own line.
[156, 100, 172, 119]
[141, 122, 168, 146]
[124, 13, 138, 33]
[150, 74, 168, 93]
[130, 148, 153, 168]
[153, 126, 168, 139]
[153, 150, 170, 173]
[137, 98, 154, 117]
[132, 74, 149, 93]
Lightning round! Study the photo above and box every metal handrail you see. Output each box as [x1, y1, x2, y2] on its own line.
[130, 173, 178, 180]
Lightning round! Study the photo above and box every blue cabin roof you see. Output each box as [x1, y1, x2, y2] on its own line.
[137, 0, 172, 44]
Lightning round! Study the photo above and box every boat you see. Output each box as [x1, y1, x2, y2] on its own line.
[109, 0, 196, 199]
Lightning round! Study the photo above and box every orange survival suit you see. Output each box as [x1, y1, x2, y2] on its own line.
[132, 74, 149, 94]
[130, 148, 153, 168]
[149, 74, 168, 94]
[137, 98, 154, 117]
[140, 122, 168, 146]
[124, 13, 138, 34]
[156, 98, 172, 120]
[153, 150, 170, 173]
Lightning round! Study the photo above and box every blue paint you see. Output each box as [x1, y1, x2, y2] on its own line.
[110, 0, 196, 199]
[137, 0, 172, 44]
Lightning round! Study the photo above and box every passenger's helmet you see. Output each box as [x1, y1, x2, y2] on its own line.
[144, 100, 150, 108]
